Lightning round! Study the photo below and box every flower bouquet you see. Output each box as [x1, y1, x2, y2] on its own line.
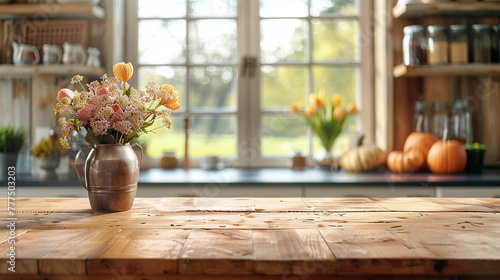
[54, 62, 180, 147]
[53, 62, 180, 212]
[291, 89, 356, 168]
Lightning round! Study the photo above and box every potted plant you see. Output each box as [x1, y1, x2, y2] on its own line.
[0, 125, 26, 177]
[32, 134, 67, 177]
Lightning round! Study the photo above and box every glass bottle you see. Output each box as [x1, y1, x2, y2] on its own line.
[414, 99, 430, 133]
[451, 100, 472, 144]
[403, 25, 427, 65]
[449, 25, 468, 64]
[432, 101, 448, 140]
[427, 25, 449, 65]
[472, 24, 492, 63]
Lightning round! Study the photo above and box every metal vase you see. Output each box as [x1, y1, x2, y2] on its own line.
[75, 143, 142, 212]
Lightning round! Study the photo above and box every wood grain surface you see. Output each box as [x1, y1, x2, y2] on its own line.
[1, 197, 500, 279]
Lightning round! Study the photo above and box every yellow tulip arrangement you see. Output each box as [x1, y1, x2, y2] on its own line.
[32, 134, 67, 158]
[291, 89, 356, 153]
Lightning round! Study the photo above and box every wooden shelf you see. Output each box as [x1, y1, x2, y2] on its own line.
[0, 65, 105, 77]
[393, 63, 500, 78]
[393, 2, 500, 19]
[0, 3, 105, 20]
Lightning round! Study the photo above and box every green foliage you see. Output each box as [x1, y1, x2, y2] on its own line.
[0, 125, 26, 153]
[304, 106, 346, 152]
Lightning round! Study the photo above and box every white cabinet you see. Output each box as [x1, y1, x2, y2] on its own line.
[436, 187, 500, 198]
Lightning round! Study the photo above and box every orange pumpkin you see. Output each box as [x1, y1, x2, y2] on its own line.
[427, 139, 467, 174]
[403, 132, 438, 169]
[387, 149, 425, 174]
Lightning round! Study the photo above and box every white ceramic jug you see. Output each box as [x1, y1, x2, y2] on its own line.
[86, 47, 101, 67]
[42, 44, 62, 65]
[12, 42, 40, 65]
[62, 42, 87, 65]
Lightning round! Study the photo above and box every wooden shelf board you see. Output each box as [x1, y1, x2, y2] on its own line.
[0, 3, 105, 20]
[393, 2, 500, 19]
[393, 63, 500, 78]
[0, 65, 105, 77]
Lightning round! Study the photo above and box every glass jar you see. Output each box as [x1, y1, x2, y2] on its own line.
[432, 101, 448, 140]
[414, 99, 430, 132]
[403, 25, 427, 65]
[449, 25, 468, 64]
[472, 24, 492, 63]
[427, 25, 449, 65]
[451, 100, 472, 144]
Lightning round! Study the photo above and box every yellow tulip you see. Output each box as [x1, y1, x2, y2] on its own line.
[166, 102, 181, 110]
[160, 88, 181, 110]
[346, 102, 357, 115]
[318, 88, 326, 104]
[305, 106, 315, 117]
[332, 94, 342, 108]
[309, 93, 322, 109]
[159, 84, 175, 94]
[290, 102, 300, 115]
[113, 62, 134, 82]
[333, 107, 345, 121]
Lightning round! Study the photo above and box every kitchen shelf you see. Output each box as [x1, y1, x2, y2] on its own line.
[393, 63, 500, 78]
[0, 3, 105, 20]
[393, 2, 500, 19]
[0, 65, 105, 77]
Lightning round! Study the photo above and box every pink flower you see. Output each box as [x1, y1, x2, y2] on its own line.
[111, 104, 123, 115]
[77, 104, 93, 121]
[95, 85, 109, 96]
[109, 113, 122, 126]
[57, 88, 75, 103]
[108, 104, 123, 126]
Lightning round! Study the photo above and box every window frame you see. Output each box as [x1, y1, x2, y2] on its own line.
[125, 0, 374, 168]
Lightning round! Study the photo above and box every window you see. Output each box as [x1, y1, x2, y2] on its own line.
[126, 0, 373, 167]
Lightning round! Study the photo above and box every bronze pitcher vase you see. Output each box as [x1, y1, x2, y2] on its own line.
[75, 143, 142, 212]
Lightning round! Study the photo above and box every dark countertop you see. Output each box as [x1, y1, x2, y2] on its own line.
[7, 167, 500, 187]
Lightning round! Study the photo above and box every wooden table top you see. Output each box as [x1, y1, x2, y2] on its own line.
[1, 197, 500, 279]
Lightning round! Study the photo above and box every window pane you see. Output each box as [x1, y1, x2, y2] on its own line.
[138, 66, 186, 111]
[190, 115, 236, 158]
[261, 66, 307, 109]
[260, 0, 308, 18]
[261, 115, 307, 157]
[141, 116, 185, 158]
[138, 0, 186, 18]
[190, 66, 236, 110]
[188, 20, 237, 64]
[310, 0, 358, 16]
[260, 19, 307, 63]
[312, 19, 359, 62]
[139, 20, 186, 64]
[312, 66, 357, 104]
[189, 0, 236, 17]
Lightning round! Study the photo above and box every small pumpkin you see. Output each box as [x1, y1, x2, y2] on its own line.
[340, 141, 386, 173]
[386, 149, 425, 174]
[427, 139, 467, 174]
[403, 115, 438, 169]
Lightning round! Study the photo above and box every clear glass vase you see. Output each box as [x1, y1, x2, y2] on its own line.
[315, 148, 334, 170]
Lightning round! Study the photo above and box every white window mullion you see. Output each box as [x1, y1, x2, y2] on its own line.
[247, 0, 262, 168]
[125, 0, 139, 87]
[359, 0, 374, 143]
